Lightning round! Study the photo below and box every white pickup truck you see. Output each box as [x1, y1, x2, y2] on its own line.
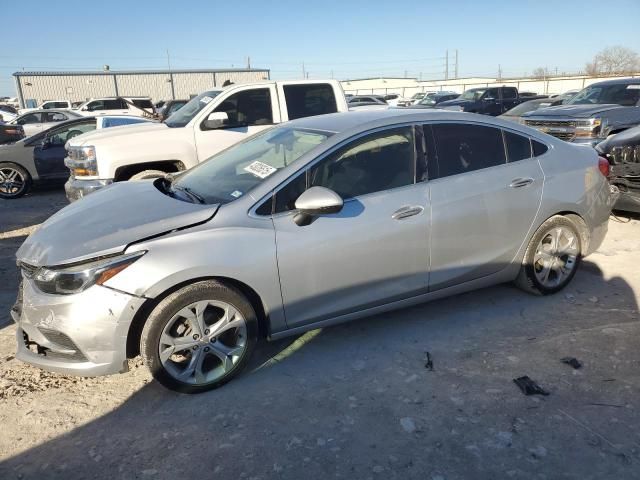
[64, 80, 349, 201]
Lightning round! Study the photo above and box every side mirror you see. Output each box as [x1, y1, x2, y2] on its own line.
[293, 186, 343, 226]
[204, 111, 229, 129]
[41, 136, 51, 149]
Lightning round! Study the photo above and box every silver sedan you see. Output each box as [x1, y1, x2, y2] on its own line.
[12, 110, 615, 392]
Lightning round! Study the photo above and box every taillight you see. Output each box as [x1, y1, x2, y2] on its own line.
[598, 156, 610, 177]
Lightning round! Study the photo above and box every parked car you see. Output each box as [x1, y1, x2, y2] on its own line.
[383, 93, 403, 106]
[406, 92, 460, 108]
[348, 95, 387, 105]
[396, 92, 435, 107]
[7, 109, 82, 137]
[596, 125, 640, 213]
[18, 100, 72, 115]
[548, 90, 580, 104]
[64, 80, 349, 201]
[0, 123, 24, 145]
[12, 109, 614, 392]
[499, 98, 562, 123]
[0, 108, 18, 123]
[74, 97, 154, 117]
[437, 86, 526, 115]
[0, 116, 151, 199]
[522, 78, 640, 145]
[159, 99, 189, 121]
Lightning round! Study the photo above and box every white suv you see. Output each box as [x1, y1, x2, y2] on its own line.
[75, 97, 154, 117]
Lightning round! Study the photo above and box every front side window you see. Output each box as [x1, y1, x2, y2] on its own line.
[165, 90, 222, 128]
[132, 99, 153, 110]
[47, 121, 96, 145]
[461, 89, 485, 101]
[284, 84, 338, 120]
[212, 88, 273, 128]
[431, 123, 506, 179]
[172, 126, 331, 204]
[484, 88, 500, 100]
[504, 130, 532, 162]
[17, 113, 42, 124]
[309, 126, 415, 199]
[43, 112, 67, 122]
[502, 88, 518, 100]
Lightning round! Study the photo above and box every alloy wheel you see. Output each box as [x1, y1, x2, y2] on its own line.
[533, 226, 579, 289]
[158, 300, 248, 385]
[0, 167, 25, 196]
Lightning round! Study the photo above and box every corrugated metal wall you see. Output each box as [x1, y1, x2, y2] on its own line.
[14, 70, 270, 107]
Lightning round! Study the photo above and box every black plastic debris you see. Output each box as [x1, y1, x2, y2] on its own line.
[561, 357, 582, 369]
[424, 352, 433, 371]
[513, 376, 549, 396]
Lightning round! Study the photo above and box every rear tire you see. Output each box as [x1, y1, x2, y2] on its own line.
[140, 280, 258, 393]
[129, 169, 166, 181]
[515, 215, 582, 295]
[0, 162, 32, 199]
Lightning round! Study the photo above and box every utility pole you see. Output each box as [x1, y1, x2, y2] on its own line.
[454, 49, 459, 79]
[404, 69, 408, 78]
[166, 49, 175, 100]
[498, 64, 502, 80]
[302, 62, 306, 79]
[445, 50, 449, 80]
[330, 70, 334, 79]
[247, 56, 251, 69]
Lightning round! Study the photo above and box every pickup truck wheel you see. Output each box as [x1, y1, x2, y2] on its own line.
[140, 280, 258, 393]
[0, 162, 32, 199]
[129, 170, 166, 181]
[515, 215, 582, 295]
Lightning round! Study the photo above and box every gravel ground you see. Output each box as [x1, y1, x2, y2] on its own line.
[1, 189, 639, 480]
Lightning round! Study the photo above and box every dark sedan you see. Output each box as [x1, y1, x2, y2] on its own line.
[0, 123, 25, 145]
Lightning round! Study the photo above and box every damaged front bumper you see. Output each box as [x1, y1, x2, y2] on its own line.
[11, 276, 146, 376]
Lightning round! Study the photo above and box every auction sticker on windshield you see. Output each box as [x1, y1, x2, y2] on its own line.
[243, 161, 277, 179]
[200, 96, 213, 103]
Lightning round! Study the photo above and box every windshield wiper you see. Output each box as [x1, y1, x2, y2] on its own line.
[172, 184, 205, 204]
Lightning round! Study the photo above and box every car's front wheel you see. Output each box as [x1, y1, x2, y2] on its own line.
[141, 280, 258, 393]
[0, 162, 32, 199]
[515, 215, 582, 295]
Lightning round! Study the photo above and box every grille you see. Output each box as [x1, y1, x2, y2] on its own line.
[551, 132, 575, 141]
[18, 262, 38, 279]
[23, 329, 87, 362]
[524, 119, 578, 128]
[523, 119, 577, 141]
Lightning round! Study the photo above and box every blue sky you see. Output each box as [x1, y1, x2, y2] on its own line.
[2, 0, 640, 96]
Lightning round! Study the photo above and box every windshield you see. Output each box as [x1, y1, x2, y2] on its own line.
[411, 93, 425, 100]
[460, 89, 485, 101]
[567, 83, 640, 106]
[164, 90, 222, 128]
[172, 126, 332, 204]
[503, 100, 547, 116]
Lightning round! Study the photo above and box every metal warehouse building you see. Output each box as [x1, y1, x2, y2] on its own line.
[13, 68, 271, 108]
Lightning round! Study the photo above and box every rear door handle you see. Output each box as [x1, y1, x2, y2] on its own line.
[392, 205, 424, 220]
[509, 177, 534, 188]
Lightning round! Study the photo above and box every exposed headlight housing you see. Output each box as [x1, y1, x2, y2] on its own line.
[64, 145, 98, 177]
[29, 251, 145, 295]
[574, 117, 607, 139]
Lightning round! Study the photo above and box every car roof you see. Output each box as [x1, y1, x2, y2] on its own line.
[285, 109, 517, 134]
[588, 77, 640, 87]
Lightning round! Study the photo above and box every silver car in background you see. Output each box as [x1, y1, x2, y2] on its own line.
[12, 110, 614, 393]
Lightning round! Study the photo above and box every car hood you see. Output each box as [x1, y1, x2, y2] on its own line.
[69, 121, 168, 146]
[522, 104, 623, 118]
[435, 99, 474, 107]
[596, 125, 640, 154]
[17, 181, 219, 267]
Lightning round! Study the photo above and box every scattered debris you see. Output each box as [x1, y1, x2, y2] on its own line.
[588, 296, 599, 303]
[513, 376, 550, 396]
[588, 403, 624, 408]
[400, 417, 416, 433]
[424, 352, 433, 371]
[561, 357, 582, 369]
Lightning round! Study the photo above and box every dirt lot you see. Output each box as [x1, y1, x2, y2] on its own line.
[1, 188, 639, 480]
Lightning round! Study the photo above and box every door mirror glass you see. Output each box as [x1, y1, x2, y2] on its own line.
[204, 111, 229, 129]
[293, 186, 343, 226]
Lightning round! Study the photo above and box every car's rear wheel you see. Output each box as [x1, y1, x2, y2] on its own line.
[140, 280, 258, 393]
[0, 163, 32, 199]
[515, 215, 582, 295]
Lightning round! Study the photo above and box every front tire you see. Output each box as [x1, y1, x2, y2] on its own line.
[141, 280, 258, 393]
[515, 215, 582, 295]
[0, 162, 32, 199]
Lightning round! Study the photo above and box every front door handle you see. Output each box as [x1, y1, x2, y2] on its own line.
[392, 205, 424, 220]
[509, 177, 534, 188]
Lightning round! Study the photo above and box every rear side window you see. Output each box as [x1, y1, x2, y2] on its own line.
[104, 99, 126, 110]
[504, 130, 532, 162]
[284, 84, 338, 120]
[502, 88, 518, 100]
[132, 99, 153, 109]
[532, 140, 549, 156]
[431, 123, 506, 179]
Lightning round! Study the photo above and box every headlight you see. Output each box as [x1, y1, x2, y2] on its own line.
[574, 118, 606, 139]
[65, 145, 97, 176]
[31, 251, 145, 295]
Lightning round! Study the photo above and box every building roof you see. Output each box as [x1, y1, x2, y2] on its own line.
[13, 68, 269, 77]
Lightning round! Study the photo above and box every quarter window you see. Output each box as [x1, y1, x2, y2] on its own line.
[283, 84, 338, 120]
[532, 140, 549, 156]
[504, 130, 532, 162]
[502, 88, 518, 100]
[309, 126, 415, 199]
[212, 88, 273, 128]
[274, 172, 307, 214]
[431, 123, 506, 179]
